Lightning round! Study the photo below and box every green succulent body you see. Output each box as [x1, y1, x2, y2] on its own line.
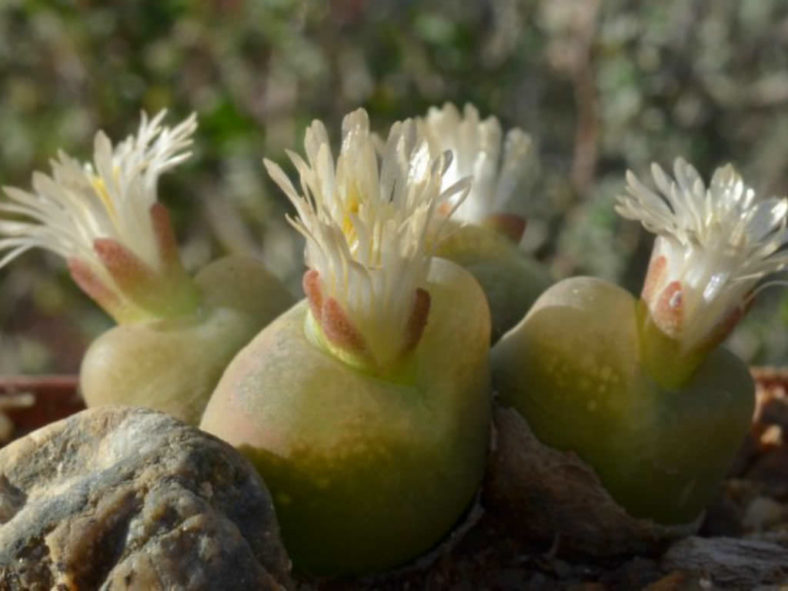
[491, 276, 753, 525]
[200, 259, 491, 575]
[80, 255, 294, 425]
[435, 221, 551, 341]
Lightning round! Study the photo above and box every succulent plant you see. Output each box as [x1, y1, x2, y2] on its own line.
[201, 109, 492, 575]
[0, 111, 293, 424]
[418, 103, 552, 340]
[492, 159, 785, 530]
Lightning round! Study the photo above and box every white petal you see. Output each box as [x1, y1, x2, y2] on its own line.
[418, 102, 534, 223]
[265, 108, 454, 368]
[0, 111, 197, 277]
[620, 158, 788, 351]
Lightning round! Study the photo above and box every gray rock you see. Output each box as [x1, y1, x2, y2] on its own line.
[662, 536, 788, 588]
[0, 406, 292, 590]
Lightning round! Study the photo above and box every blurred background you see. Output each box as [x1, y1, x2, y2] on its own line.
[1, 0, 787, 374]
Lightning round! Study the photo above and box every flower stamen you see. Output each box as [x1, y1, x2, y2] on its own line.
[266, 108, 468, 373]
[419, 102, 534, 239]
[617, 157, 788, 354]
[0, 111, 200, 323]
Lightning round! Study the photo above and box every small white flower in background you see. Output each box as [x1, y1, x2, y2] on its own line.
[265, 108, 469, 371]
[616, 157, 788, 352]
[0, 111, 199, 323]
[419, 103, 533, 225]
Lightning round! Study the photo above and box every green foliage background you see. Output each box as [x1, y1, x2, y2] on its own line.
[1, 0, 787, 373]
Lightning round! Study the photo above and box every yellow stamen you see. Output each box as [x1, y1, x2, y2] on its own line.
[91, 175, 119, 226]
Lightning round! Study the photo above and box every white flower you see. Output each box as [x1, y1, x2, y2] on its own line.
[0, 111, 198, 322]
[264, 108, 469, 371]
[616, 158, 788, 351]
[419, 102, 533, 225]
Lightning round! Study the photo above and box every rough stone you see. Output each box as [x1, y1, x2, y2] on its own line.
[662, 536, 788, 588]
[742, 496, 786, 532]
[0, 406, 291, 590]
[484, 405, 698, 557]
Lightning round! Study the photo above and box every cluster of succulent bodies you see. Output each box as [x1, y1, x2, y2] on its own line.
[1, 104, 786, 576]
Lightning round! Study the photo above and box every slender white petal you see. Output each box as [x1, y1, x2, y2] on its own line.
[418, 102, 533, 223]
[0, 111, 197, 274]
[0, 111, 198, 321]
[616, 158, 788, 350]
[265, 108, 468, 369]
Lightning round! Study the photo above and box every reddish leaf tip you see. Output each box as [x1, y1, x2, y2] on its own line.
[303, 269, 323, 323]
[322, 297, 367, 355]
